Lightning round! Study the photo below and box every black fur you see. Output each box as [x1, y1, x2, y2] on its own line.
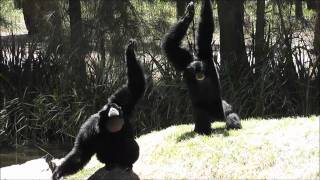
[52, 40, 145, 180]
[162, 0, 241, 135]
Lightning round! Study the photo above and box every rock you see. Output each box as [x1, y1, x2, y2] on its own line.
[0, 158, 52, 179]
[88, 167, 140, 180]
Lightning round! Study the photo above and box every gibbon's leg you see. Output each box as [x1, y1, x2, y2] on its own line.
[193, 107, 212, 135]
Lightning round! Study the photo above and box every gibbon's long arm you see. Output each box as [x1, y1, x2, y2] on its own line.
[52, 128, 95, 180]
[108, 40, 146, 117]
[197, 0, 214, 63]
[126, 39, 146, 102]
[162, 2, 195, 71]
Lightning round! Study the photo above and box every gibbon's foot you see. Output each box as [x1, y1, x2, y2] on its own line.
[226, 113, 242, 130]
[194, 125, 212, 135]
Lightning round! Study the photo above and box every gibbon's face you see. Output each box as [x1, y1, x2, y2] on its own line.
[187, 61, 206, 81]
[103, 103, 124, 133]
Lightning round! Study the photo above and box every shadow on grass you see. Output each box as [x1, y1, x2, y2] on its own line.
[176, 127, 229, 142]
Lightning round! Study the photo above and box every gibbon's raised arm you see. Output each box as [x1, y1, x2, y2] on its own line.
[108, 40, 146, 117]
[126, 39, 146, 102]
[197, 0, 214, 62]
[161, 2, 195, 71]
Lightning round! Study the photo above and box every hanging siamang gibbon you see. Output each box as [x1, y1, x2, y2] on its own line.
[52, 40, 145, 180]
[162, 0, 241, 135]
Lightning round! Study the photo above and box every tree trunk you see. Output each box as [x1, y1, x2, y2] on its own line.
[276, 1, 300, 113]
[69, 0, 82, 50]
[277, 1, 297, 79]
[255, 0, 265, 69]
[13, 0, 22, 9]
[22, 0, 39, 35]
[99, 0, 115, 26]
[22, 0, 62, 38]
[69, 0, 87, 88]
[295, 0, 303, 19]
[315, 2, 320, 58]
[176, 0, 187, 19]
[306, 0, 316, 10]
[311, 1, 320, 116]
[217, 0, 250, 86]
[315, 2, 320, 83]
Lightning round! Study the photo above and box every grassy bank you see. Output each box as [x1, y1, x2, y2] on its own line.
[68, 116, 319, 179]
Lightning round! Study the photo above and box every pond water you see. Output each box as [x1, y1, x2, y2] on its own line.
[0, 144, 72, 168]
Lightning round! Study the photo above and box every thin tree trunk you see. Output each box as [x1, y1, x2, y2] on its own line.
[315, 2, 320, 58]
[22, 0, 39, 35]
[306, 0, 316, 10]
[277, 1, 296, 79]
[255, 0, 265, 68]
[217, 0, 250, 87]
[176, 0, 187, 19]
[254, 0, 266, 115]
[276, 1, 300, 113]
[295, 0, 303, 19]
[69, 0, 82, 50]
[42, 0, 63, 54]
[69, 0, 86, 88]
[315, 2, 320, 83]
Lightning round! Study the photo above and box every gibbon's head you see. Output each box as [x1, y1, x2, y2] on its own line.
[100, 103, 124, 133]
[187, 60, 206, 81]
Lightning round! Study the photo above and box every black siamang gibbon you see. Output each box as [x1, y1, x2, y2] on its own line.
[52, 40, 145, 180]
[162, 0, 241, 135]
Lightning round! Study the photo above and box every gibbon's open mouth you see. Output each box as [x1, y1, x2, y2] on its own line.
[195, 73, 205, 81]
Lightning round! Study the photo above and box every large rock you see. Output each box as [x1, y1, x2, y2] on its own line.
[88, 167, 140, 180]
[0, 158, 52, 179]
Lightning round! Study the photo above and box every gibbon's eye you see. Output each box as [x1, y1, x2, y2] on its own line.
[195, 72, 205, 81]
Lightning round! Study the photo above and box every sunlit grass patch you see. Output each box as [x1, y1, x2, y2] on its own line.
[134, 116, 319, 179]
[67, 116, 319, 179]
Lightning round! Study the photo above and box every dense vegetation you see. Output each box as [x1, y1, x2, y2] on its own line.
[0, 0, 319, 146]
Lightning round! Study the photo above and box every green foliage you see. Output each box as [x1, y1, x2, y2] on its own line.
[0, 0, 24, 32]
[0, 93, 90, 145]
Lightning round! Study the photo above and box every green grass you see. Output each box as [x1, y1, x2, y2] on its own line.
[67, 116, 319, 179]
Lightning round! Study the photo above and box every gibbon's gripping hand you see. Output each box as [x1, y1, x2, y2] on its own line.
[51, 169, 62, 180]
[127, 39, 137, 53]
[185, 1, 195, 20]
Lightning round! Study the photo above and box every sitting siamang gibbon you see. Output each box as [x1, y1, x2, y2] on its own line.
[162, 0, 241, 135]
[52, 40, 145, 180]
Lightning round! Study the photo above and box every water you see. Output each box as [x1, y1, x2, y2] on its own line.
[0, 144, 72, 168]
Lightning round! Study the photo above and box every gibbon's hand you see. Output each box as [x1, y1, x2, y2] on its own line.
[185, 1, 195, 19]
[127, 39, 137, 52]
